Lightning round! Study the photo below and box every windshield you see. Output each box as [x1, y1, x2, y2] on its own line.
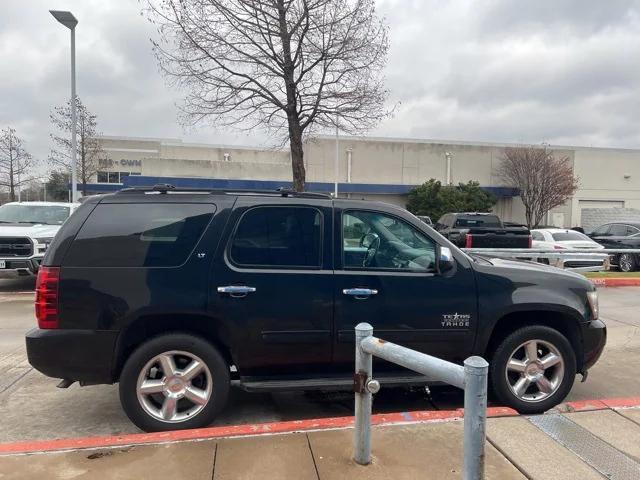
[0, 204, 70, 225]
[551, 231, 590, 242]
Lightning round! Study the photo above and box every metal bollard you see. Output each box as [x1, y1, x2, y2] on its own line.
[354, 322, 373, 465]
[463, 356, 489, 480]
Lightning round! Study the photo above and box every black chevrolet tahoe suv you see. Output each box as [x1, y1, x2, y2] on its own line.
[27, 186, 606, 432]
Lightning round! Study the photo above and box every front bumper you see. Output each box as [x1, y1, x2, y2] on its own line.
[579, 319, 607, 372]
[26, 328, 118, 384]
[0, 257, 42, 276]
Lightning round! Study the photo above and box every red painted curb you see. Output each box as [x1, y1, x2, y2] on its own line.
[560, 399, 608, 412]
[0, 405, 519, 455]
[600, 396, 640, 409]
[0, 397, 635, 456]
[589, 277, 640, 287]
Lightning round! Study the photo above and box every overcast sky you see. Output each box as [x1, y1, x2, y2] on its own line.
[1, 0, 640, 164]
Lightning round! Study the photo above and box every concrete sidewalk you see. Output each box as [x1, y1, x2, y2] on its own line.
[1, 406, 640, 479]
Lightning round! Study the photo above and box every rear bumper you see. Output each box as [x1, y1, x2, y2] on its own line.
[579, 319, 607, 372]
[25, 328, 118, 384]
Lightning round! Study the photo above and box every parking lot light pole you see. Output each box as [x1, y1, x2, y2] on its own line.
[50, 10, 79, 203]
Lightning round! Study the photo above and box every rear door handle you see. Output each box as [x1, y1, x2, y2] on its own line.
[343, 288, 378, 299]
[217, 285, 256, 298]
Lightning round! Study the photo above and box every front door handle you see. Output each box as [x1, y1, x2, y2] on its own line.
[343, 288, 378, 299]
[217, 285, 256, 298]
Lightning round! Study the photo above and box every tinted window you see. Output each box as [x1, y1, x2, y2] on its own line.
[591, 225, 610, 236]
[625, 225, 640, 236]
[551, 231, 590, 241]
[609, 224, 628, 236]
[230, 206, 322, 268]
[64, 203, 214, 267]
[343, 210, 436, 271]
[454, 215, 501, 228]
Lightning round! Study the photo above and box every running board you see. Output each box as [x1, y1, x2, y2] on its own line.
[236, 374, 438, 392]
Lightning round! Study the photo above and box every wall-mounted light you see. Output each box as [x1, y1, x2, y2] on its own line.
[624, 174, 631, 179]
[223, 153, 231, 162]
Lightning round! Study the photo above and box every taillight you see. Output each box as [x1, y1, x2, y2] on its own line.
[553, 245, 567, 250]
[528, 235, 532, 248]
[465, 234, 473, 248]
[35, 266, 60, 329]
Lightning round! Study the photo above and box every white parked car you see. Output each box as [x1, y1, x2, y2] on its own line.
[0, 202, 79, 276]
[531, 228, 608, 270]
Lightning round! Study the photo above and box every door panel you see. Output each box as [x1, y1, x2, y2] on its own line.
[208, 199, 334, 376]
[332, 207, 478, 372]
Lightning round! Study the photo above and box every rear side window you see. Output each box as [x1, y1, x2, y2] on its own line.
[229, 206, 322, 268]
[591, 225, 610, 236]
[531, 231, 545, 241]
[64, 203, 214, 267]
[609, 224, 628, 236]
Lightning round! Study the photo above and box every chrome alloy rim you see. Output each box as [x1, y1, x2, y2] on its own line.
[619, 254, 633, 272]
[136, 350, 212, 423]
[505, 339, 564, 403]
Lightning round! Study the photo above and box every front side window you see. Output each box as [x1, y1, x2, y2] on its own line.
[64, 203, 214, 267]
[229, 206, 322, 268]
[343, 210, 436, 272]
[609, 224, 628, 236]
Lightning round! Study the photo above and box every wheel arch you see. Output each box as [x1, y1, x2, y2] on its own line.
[112, 313, 235, 382]
[482, 310, 584, 370]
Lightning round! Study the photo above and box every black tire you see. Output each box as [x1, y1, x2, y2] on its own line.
[490, 325, 576, 414]
[618, 253, 637, 272]
[119, 333, 230, 432]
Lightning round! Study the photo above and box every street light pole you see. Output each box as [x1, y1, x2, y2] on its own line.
[50, 10, 79, 203]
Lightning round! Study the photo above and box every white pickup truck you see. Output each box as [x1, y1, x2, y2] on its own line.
[0, 202, 79, 276]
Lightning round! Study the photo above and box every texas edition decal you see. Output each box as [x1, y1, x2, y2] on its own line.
[441, 313, 471, 328]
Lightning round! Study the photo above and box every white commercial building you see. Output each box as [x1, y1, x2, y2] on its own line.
[90, 135, 640, 228]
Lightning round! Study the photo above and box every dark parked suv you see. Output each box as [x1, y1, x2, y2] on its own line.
[27, 186, 606, 432]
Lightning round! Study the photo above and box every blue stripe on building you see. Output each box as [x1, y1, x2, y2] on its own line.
[79, 176, 519, 198]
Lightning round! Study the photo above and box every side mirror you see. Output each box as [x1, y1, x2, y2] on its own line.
[438, 246, 455, 274]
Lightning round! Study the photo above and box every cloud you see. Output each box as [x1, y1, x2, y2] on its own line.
[373, 0, 640, 147]
[1, 0, 639, 175]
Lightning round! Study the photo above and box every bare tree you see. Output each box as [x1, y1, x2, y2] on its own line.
[49, 96, 103, 196]
[496, 146, 579, 228]
[145, 0, 391, 191]
[0, 127, 36, 202]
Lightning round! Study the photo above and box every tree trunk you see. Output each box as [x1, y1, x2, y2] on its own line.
[277, 0, 306, 192]
[288, 120, 306, 192]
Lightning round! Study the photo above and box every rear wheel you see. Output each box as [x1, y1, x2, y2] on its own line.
[119, 333, 230, 432]
[490, 326, 576, 414]
[618, 253, 637, 272]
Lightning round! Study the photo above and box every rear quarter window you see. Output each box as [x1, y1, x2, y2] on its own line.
[63, 203, 215, 267]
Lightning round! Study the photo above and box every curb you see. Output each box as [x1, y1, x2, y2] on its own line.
[589, 277, 640, 287]
[1, 397, 640, 456]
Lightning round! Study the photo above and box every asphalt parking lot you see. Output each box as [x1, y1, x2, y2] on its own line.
[1, 277, 639, 443]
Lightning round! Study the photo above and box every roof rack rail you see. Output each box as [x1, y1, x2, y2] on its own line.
[116, 184, 332, 199]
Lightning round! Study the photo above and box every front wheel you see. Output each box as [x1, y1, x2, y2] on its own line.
[119, 333, 230, 432]
[490, 326, 576, 414]
[618, 253, 637, 272]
